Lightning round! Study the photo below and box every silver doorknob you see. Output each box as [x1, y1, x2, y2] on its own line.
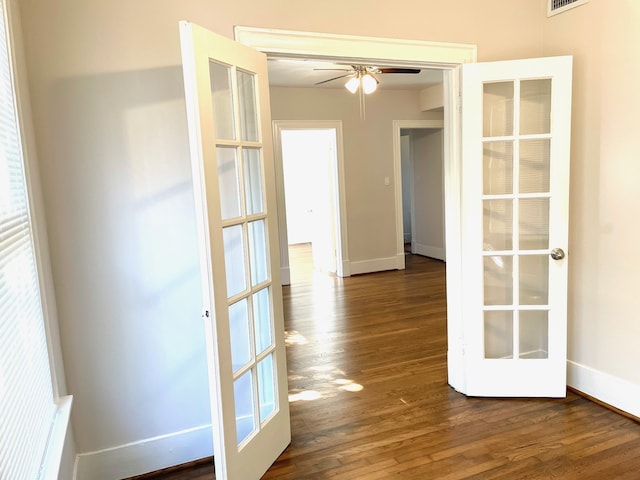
[550, 248, 565, 260]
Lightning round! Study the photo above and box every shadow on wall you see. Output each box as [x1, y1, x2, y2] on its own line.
[47, 66, 212, 453]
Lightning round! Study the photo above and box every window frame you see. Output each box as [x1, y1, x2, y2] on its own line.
[1, 0, 72, 477]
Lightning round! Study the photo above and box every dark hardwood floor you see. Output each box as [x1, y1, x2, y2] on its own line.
[139, 244, 640, 479]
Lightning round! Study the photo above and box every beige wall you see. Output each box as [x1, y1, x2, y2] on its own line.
[270, 87, 435, 264]
[543, 1, 640, 386]
[16, 0, 547, 478]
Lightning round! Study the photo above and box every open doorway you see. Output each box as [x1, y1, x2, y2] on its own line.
[273, 121, 348, 285]
[392, 119, 446, 268]
[236, 26, 474, 390]
[281, 129, 337, 283]
[399, 127, 446, 261]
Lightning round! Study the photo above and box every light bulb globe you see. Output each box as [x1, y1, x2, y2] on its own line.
[345, 76, 359, 94]
[362, 74, 377, 94]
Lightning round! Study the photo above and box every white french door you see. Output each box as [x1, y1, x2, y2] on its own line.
[179, 22, 290, 479]
[460, 56, 572, 397]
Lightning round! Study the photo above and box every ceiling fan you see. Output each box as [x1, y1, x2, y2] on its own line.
[313, 64, 421, 119]
[314, 65, 421, 93]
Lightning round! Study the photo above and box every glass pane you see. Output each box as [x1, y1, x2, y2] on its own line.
[484, 256, 513, 305]
[520, 79, 551, 135]
[248, 219, 269, 286]
[223, 225, 247, 297]
[217, 147, 241, 220]
[483, 199, 513, 251]
[257, 354, 276, 423]
[209, 61, 236, 140]
[483, 82, 514, 137]
[519, 139, 551, 194]
[519, 310, 549, 359]
[237, 70, 259, 141]
[229, 299, 251, 373]
[484, 310, 513, 359]
[519, 255, 549, 305]
[483, 141, 513, 195]
[519, 198, 549, 250]
[253, 287, 272, 355]
[243, 148, 264, 215]
[234, 370, 256, 445]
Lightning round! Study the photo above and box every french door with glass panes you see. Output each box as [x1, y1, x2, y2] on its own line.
[179, 22, 290, 479]
[460, 56, 572, 397]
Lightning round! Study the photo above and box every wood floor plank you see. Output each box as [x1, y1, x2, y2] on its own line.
[137, 245, 640, 480]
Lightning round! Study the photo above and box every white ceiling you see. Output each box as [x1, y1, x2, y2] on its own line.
[267, 58, 443, 90]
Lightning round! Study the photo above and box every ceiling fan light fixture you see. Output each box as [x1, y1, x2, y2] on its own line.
[345, 76, 359, 93]
[361, 73, 377, 94]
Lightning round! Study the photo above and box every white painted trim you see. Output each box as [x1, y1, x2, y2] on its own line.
[341, 259, 351, 277]
[443, 68, 465, 393]
[392, 120, 445, 272]
[349, 256, 399, 276]
[74, 425, 213, 480]
[568, 361, 640, 419]
[272, 120, 349, 279]
[413, 243, 445, 261]
[40, 396, 73, 480]
[234, 26, 477, 66]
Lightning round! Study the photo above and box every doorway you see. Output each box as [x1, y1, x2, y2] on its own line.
[235, 26, 472, 391]
[392, 120, 446, 266]
[273, 121, 348, 285]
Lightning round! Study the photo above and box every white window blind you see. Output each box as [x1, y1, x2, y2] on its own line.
[0, 0, 57, 478]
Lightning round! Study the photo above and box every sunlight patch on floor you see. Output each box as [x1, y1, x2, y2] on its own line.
[288, 364, 364, 402]
[285, 330, 308, 345]
[288, 390, 322, 402]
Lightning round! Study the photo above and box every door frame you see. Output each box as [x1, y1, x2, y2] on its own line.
[234, 26, 476, 393]
[272, 120, 349, 282]
[392, 120, 445, 269]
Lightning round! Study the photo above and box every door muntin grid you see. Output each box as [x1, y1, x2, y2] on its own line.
[210, 60, 279, 447]
[481, 77, 552, 361]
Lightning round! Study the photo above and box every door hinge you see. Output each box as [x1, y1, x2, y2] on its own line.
[202, 309, 210, 319]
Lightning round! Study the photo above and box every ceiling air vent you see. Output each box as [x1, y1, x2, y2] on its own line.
[547, 0, 589, 17]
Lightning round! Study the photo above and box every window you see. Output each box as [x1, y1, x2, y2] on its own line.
[0, 1, 70, 478]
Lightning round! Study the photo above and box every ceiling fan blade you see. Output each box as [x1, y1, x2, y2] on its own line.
[313, 68, 352, 72]
[378, 68, 421, 74]
[314, 74, 352, 86]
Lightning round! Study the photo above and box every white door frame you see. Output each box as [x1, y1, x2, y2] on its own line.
[235, 26, 476, 393]
[272, 120, 349, 282]
[392, 120, 444, 269]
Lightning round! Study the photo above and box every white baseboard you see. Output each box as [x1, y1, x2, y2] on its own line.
[340, 259, 351, 277]
[567, 360, 640, 418]
[413, 243, 445, 261]
[349, 256, 398, 276]
[74, 424, 213, 480]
